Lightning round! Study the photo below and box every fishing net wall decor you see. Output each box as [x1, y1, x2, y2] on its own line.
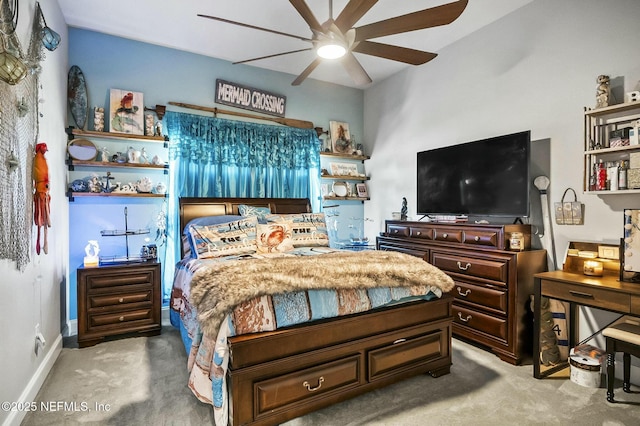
[0, 0, 51, 270]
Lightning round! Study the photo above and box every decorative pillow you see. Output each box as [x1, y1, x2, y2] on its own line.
[238, 204, 271, 222]
[183, 215, 243, 235]
[256, 222, 295, 254]
[265, 213, 329, 247]
[187, 216, 258, 259]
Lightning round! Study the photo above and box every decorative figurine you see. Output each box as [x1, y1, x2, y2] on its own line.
[155, 121, 163, 137]
[84, 240, 100, 267]
[93, 107, 105, 132]
[596, 75, 610, 109]
[145, 114, 155, 136]
[127, 146, 141, 163]
[136, 177, 153, 193]
[33, 143, 51, 255]
[140, 147, 149, 164]
[100, 146, 110, 163]
[401, 197, 408, 221]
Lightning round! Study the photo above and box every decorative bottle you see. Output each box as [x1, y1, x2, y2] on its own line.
[618, 160, 628, 190]
[596, 159, 607, 191]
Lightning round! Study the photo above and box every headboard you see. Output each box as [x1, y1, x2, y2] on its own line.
[178, 197, 312, 258]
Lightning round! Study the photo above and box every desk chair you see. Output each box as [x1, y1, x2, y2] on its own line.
[603, 316, 640, 403]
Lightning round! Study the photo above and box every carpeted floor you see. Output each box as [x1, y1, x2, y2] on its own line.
[21, 326, 640, 426]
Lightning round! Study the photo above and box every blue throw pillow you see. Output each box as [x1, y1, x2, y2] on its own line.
[183, 215, 243, 235]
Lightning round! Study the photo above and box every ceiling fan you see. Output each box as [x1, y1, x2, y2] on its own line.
[198, 0, 468, 86]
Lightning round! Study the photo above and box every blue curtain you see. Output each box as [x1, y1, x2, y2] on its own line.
[162, 110, 321, 298]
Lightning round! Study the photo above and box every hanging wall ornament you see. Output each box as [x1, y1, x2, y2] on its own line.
[0, 0, 28, 85]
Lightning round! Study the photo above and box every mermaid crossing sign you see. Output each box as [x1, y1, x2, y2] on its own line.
[215, 79, 286, 117]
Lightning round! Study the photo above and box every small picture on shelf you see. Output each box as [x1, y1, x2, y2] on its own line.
[330, 120, 353, 154]
[330, 162, 358, 177]
[356, 182, 368, 198]
[109, 89, 144, 135]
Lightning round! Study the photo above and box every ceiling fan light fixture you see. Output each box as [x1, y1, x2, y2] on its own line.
[316, 40, 346, 59]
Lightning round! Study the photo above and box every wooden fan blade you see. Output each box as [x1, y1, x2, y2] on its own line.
[233, 48, 313, 65]
[198, 14, 312, 42]
[352, 40, 437, 65]
[342, 52, 372, 86]
[292, 58, 323, 86]
[289, 0, 323, 33]
[354, 0, 468, 41]
[334, 0, 379, 33]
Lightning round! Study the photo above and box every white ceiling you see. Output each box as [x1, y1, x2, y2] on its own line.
[58, 0, 533, 89]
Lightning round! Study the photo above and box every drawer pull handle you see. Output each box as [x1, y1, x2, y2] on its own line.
[303, 377, 324, 392]
[457, 287, 471, 297]
[119, 316, 124, 322]
[442, 233, 448, 239]
[393, 338, 407, 345]
[458, 312, 472, 322]
[118, 298, 124, 303]
[569, 290, 595, 299]
[474, 236, 480, 242]
[457, 261, 472, 271]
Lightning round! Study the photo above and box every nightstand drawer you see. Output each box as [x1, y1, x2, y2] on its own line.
[89, 308, 155, 328]
[541, 280, 630, 312]
[85, 270, 154, 292]
[89, 289, 153, 308]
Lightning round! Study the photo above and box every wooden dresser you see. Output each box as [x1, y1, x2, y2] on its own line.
[77, 262, 162, 348]
[377, 220, 547, 365]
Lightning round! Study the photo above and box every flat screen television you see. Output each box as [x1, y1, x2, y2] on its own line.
[416, 130, 531, 218]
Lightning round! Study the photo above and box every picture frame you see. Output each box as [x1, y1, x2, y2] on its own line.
[356, 182, 368, 198]
[329, 120, 353, 154]
[109, 89, 144, 135]
[330, 162, 358, 177]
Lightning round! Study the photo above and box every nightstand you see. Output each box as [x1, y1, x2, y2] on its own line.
[77, 261, 162, 348]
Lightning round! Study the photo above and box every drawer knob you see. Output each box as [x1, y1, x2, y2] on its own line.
[393, 229, 398, 233]
[303, 377, 325, 392]
[457, 287, 471, 297]
[458, 312, 472, 322]
[119, 316, 124, 322]
[456, 261, 472, 271]
[118, 298, 124, 303]
[474, 236, 480, 242]
[442, 233, 448, 239]
[416, 231, 421, 236]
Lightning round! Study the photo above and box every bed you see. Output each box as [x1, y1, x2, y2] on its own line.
[170, 197, 455, 426]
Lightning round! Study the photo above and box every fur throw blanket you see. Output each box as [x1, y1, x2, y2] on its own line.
[190, 250, 454, 337]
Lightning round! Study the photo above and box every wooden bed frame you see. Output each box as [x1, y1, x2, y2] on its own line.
[178, 197, 454, 426]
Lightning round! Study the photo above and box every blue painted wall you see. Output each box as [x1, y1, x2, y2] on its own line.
[67, 29, 365, 321]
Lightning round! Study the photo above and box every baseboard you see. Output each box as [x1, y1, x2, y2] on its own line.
[2, 333, 63, 426]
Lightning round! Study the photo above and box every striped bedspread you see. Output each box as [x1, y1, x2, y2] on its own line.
[169, 248, 445, 426]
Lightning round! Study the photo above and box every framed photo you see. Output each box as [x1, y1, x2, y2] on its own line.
[329, 120, 353, 154]
[330, 162, 358, 177]
[109, 89, 144, 135]
[356, 182, 368, 198]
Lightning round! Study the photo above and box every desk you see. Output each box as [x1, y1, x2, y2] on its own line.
[533, 270, 640, 378]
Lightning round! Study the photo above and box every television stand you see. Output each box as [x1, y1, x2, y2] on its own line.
[377, 220, 546, 365]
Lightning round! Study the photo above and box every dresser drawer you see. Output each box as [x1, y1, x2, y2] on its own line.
[433, 228, 463, 243]
[453, 281, 507, 315]
[409, 226, 433, 240]
[453, 305, 507, 343]
[540, 280, 630, 313]
[89, 289, 153, 308]
[255, 355, 361, 416]
[387, 224, 410, 237]
[431, 252, 509, 285]
[378, 243, 427, 259]
[368, 330, 445, 381]
[463, 229, 499, 248]
[89, 308, 155, 328]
